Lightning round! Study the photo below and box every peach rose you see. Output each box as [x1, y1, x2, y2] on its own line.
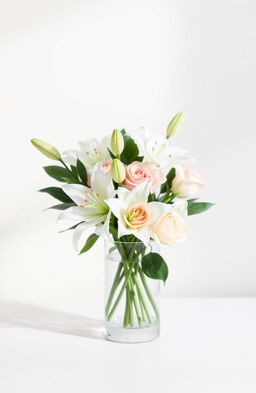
[172, 166, 204, 198]
[150, 201, 188, 245]
[123, 202, 153, 229]
[123, 161, 165, 193]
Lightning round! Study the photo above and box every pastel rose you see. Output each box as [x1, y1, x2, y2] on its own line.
[123, 161, 165, 193]
[172, 166, 204, 198]
[150, 210, 188, 246]
[123, 202, 153, 229]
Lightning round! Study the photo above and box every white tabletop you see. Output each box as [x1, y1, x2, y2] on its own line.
[0, 298, 255, 393]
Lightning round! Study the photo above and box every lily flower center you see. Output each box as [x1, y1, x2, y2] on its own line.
[80, 188, 108, 216]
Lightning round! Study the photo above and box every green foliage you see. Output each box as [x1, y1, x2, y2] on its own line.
[135, 156, 144, 162]
[59, 222, 84, 233]
[47, 202, 76, 210]
[107, 148, 116, 159]
[39, 187, 73, 203]
[70, 165, 78, 178]
[187, 199, 214, 215]
[161, 168, 176, 194]
[43, 166, 73, 182]
[120, 135, 140, 165]
[76, 159, 87, 185]
[141, 252, 169, 283]
[79, 233, 99, 254]
[61, 177, 81, 184]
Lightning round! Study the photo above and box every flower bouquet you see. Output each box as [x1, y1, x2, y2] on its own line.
[31, 112, 213, 343]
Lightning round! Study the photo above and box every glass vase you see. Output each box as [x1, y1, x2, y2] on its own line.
[104, 240, 160, 343]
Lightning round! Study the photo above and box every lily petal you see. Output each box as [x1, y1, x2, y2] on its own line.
[95, 211, 112, 240]
[90, 161, 114, 200]
[62, 184, 88, 206]
[58, 206, 88, 222]
[73, 222, 92, 251]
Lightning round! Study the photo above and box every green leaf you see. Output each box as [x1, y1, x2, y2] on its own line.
[187, 200, 214, 215]
[61, 177, 81, 184]
[59, 222, 84, 233]
[44, 166, 72, 182]
[120, 135, 139, 164]
[76, 159, 87, 185]
[39, 187, 73, 203]
[141, 252, 168, 283]
[161, 168, 176, 193]
[107, 147, 116, 159]
[136, 156, 144, 162]
[79, 233, 99, 254]
[148, 193, 156, 202]
[71, 165, 78, 178]
[47, 202, 76, 210]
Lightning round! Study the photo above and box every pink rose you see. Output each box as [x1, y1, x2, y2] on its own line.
[172, 166, 204, 198]
[123, 161, 165, 193]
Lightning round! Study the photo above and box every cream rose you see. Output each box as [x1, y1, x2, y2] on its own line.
[150, 201, 188, 246]
[123, 161, 165, 193]
[172, 166, 204, 198]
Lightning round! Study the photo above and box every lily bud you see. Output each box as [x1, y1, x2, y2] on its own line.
[111, 159, 126, 183]
[31, 138, 61, 161]
[111, 129, 124, 156]
[166, 112, 184, 139]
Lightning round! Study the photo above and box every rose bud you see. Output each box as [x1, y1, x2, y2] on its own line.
[31, 138, 61, 161]
[171, 166, 204, 198]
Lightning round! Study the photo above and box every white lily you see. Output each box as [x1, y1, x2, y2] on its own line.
[62, 135, 110, 169]
[59, 161, 115, 249]
[129, 127, 193, 173]
[105, 181, 167, 245]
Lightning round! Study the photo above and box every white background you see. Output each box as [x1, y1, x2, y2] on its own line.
[0, 0, 256, 300]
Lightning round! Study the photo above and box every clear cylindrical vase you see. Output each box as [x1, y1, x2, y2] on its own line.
[104, 240, 160, 343]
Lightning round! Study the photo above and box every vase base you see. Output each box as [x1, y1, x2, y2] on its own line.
[105, 321, 160, 343]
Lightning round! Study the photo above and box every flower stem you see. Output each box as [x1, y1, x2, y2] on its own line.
[107, 260, 136, 321]
[138, 266, 160, 319]
[132, 272, 152, 324]
[131, 286, 142, 326]
[105, 262, 123, 316]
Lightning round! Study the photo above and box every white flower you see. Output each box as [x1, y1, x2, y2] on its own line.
[129, 127, 193, 173]
[59, 161, 114, 249]
[172, 165, 204, 198]
[62, 135, 110, 169]
[150, 200, 189, 246]
[105, 181, 166, 245]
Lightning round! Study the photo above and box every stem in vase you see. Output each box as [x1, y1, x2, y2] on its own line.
[107, 260, 136, 321]
[105, 262, 123, 316]
[132, 272, 153, 324]
[138, 265, 160, 320]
